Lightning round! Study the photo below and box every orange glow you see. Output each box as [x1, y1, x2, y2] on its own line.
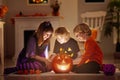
[0, 5, 8, 18]
[32, 0, 47, 3]
[91, 29, 97, 40]
[52, 53, 73, 73]
[56, 63, 71, 71]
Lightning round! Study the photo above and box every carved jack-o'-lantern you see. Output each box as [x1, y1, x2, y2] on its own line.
[52, 53, 73, 73]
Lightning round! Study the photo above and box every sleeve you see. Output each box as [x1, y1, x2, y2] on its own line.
[26, 37, 36, 58]
[79, 40, 96, 65]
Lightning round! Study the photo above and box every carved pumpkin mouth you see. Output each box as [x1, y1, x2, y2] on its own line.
[56, 63, 71, 71]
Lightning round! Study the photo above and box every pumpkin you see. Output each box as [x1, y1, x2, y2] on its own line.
[17, 70, 24, 74]
[35, 69, 41, 74]
[102, 64, 116, 76]
[23, 70, 29, 74]
[29, 69, 35, 74]
[52, 53, 73, 73]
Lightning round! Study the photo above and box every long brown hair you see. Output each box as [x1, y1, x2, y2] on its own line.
[35, 21, 53, 46]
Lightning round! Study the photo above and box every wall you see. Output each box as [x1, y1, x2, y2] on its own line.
[0, 0, 2, 5]
[59, 0, 78, 38]
[78, 0, 109, 22]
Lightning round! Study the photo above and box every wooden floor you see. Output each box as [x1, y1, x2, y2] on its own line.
[1, 71, 120, 80]
[1, 55, 120, 80]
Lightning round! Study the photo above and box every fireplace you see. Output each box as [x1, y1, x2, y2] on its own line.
[14, 16, 60, 61]
[24, 30, 35, 48]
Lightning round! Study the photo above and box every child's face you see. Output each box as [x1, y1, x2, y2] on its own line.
[74, 32, 86, 41]
[43, 31, 52, 41]
[56, 35, 67, 44]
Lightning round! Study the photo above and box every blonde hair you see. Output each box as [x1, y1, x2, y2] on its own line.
[55, 27, 70, 41]
[73, 23, 91, 36]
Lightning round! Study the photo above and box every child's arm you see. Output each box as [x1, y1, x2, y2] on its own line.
[73, 51, 82, 65]
[48, 53, 57, 62]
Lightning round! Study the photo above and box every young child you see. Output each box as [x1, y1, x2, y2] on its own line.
[72, 23, 103, 73]
[4, 21, 54, 74]
[53, 27, 81, 64]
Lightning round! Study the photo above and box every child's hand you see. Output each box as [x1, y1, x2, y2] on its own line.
[48, 53, 57, 62]
[73, 57, 81, 65]
[44, 60, 52, 70]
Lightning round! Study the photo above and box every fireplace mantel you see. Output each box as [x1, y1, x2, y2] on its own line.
[14, 16, 60, 61]
[14, 16, 60, 20]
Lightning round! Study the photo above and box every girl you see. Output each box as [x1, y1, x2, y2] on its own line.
[4, 21, 54, 74]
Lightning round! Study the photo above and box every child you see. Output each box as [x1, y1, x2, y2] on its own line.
[53, 27, 81, 64]
[72, 23, 103, 73]
[4, 21, 54, 74]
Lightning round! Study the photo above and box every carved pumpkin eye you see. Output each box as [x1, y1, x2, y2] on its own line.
[52, 53, 73, 73]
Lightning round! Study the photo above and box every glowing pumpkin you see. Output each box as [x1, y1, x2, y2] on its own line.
[52, 53, 73, 73]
